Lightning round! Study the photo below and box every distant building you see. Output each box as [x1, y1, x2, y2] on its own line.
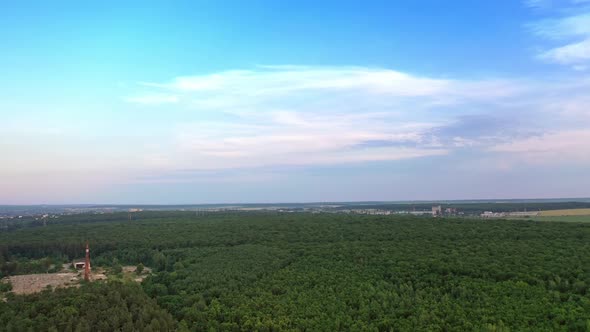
[432, 205, 442, 217]
[73, 259, 87, 270]
[445, 208, 457, 215]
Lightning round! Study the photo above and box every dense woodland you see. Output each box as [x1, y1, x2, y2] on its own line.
[1, 212, 590, 331]
[1, 282, 175, 331]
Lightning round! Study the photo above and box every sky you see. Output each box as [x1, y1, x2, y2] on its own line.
[1, 0, 590, 204]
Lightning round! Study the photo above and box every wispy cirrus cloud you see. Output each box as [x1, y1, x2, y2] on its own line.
[489, 129, 590, 163]
[122, 65, 590, 182]
[539, 39, 590, 69]
[125, 66, 530, 173]
[170, 111, 446, 170]
[527, 3, 590, 68]
[525, 0, 546, 9]
[139, 66, 526, 105]
[3, 64, 589, 202]
[525, 0, 590, 9]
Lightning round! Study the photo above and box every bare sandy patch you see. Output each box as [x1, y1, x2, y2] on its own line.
[6, 273, 79, 295]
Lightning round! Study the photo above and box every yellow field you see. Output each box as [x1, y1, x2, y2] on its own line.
[539, 208, 590, 216]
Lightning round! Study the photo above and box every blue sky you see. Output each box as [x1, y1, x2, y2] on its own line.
[1, 0, 590, 204]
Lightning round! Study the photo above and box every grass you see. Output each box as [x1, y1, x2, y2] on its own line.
[530, 215, 590, 223]
[508, 215, 590, 223]
[539, 208, 590, 216]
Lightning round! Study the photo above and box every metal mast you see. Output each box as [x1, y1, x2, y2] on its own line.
[84, 242, 91, 281]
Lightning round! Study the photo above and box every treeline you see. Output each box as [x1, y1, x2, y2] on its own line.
[0, 281, 175, 331]
[0, 212, 277, 277]
[0, 210, 200, 232]
[0, 255, 67, 276]
[337, 201, 590, 213]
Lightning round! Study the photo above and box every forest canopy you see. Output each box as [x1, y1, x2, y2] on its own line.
[1, 212, 589, 331]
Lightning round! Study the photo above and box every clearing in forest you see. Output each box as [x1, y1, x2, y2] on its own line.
[5, 273, 79, 295]
[4, 268, 110, 295]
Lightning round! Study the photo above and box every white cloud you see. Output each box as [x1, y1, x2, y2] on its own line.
[529, 13, 590, 39]
[529, 8, 590, 67]
[140, 66, 527, 104]
[539, 38, 590, 64]
[122, 66, 527, 171]
[121, 65, 590, 176]
[524, 0, 551, 9]
[147, 66, 453, 97]
[170, 111, 444, 170]
[525, 0, 590, 9]
[4, 64, 590, 202]
[490, 130, 590, 162]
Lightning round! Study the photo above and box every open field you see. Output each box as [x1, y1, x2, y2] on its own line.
[529, 215, 590, 223]
[539, 208, 590, 216]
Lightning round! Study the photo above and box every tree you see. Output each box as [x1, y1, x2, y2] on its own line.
[113, 264, 122, 274]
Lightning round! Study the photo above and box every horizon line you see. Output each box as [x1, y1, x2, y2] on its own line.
[2, 196, 590, 207]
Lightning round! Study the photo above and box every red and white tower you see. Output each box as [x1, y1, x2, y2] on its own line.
[84, 242, 91, 281]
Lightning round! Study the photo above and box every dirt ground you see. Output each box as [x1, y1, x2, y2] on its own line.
[122, 265, 152, 282]
[6, 273, 79, 295]
[4, 268, 109, 295]
[2, 266, 147, 296]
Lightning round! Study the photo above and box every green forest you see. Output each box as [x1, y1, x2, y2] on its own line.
[1, 212, 590, 331]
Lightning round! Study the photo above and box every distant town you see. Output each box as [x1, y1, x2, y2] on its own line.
[2, 198, 590, 222]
